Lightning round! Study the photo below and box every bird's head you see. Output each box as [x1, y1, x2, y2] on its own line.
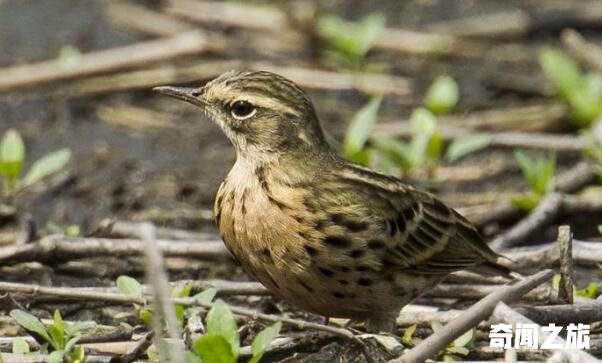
[154, 71, 329, 161]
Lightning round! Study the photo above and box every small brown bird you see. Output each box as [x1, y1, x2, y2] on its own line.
[154, 71, 507, 333]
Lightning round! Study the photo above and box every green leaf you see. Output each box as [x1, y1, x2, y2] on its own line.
[514, 151, 555, 196]
[567, 83, 602, 127]
[250, 322, 281, 363]
[139, 309, 154, 330]
[409, 108, 441, 167]
[22, 148, 71, 187]
[187, 351, 204, 363]
[430, 321, 443, 332]
[576, 282, 600, 299]
[57, 45, 81, 67]
[194, 288, 218, 304]
[0, 129, 25, 180]
[539, 47, 583, 99]
[371, 136, 412, 173]
[206, 300, 239, 357]
[50, 311, 65, 348]
[446, 345, 470, 356]
[47, 350, 65, 363]
[453, 328, 474, 348]
[424, 75, 459, 115]
[192, 334, 237, 363]
[68, 345, 85, 363]
[354, 13, 386, 57]
[172, 283, 193, 298]
[402, 324, 417, 346]
[12, 337, 30, 354]
[343, 96, 382, 158]
[10, 310, 51, 344]
[511, 194, 541, 211]
[64, 335, 81, 355]
[445, 134, 491, 162]
[65, 321, 94, 338]
[116, 275, 143, 296]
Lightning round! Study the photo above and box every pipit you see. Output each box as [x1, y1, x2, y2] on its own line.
[154, 71, 508, 333]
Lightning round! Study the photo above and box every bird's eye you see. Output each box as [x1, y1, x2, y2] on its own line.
[230, 100, 256, 120]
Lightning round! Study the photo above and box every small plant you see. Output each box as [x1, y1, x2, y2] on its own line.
[343, 96, 383, 164]
[582, 120, 602, 178]
[46, 222, 81, 237]
[512, 151, 556, 211]
[342, 87, 488, 178]
[424, 75, 460, 115]
[116, 275, 220, 331]
[192, 300, 281, 363]
[539, 48, 602, 127]
[576, 282, 601, 299]
[434, 324, 475, 362]
[317, 13, 385, 70]
[402, 322, 474, 361]
[0, 128, 71, 197]
[9, 309, 92, 363]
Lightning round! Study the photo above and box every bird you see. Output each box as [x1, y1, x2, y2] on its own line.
[154, 71, 509, 333]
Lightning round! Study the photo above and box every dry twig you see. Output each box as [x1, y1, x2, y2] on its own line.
[0, 235, 228, 266]
[562, 29, 602, 72]
[557, 226, 574, 304]
[388, 270, 554, 363]
[0, 31, 209, 91]
[140, 223, 186, 363]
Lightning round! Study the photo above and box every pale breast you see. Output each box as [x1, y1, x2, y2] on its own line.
[213, 159, 432, 318]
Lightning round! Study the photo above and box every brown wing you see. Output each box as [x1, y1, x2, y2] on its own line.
[311, 162, 504, 275]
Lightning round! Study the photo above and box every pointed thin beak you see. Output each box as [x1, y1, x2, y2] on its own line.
[153, 86, 207, 108]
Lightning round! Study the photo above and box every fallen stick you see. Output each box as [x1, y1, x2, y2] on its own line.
[502, 240, 602, 270]
[165, 0, 288, 32]
[491, 193, 602, 250]
[105, 2, 195, 37]
[424, 2, 602, 38]
[489, 193, 564, 250]
[462, 161, 597, 227]
[557, 226, 574, 304]
[562, 29, 602, 72]
[0, 235, 228, 266]
[388, 270, 554, 363]
[435, 103, 567, 132]
[398, 301, 602, 327]
[374, 123, 588, 152]
[61, 60, 412, 98]
[0, 31, 209, 91]
[0, 282, 366, 356]
[140, 224, 186, 363]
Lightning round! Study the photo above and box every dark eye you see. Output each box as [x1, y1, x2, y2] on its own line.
[230, 100, 256, 120]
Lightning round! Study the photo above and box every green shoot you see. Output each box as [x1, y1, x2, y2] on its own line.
[512, 151, 556, 211]
[539, 48, 602, 127]
[343, 96, 382, 163]
[46, 222, 81, 237]
[9, 309, 91, 363]
[12, 337, 30, 354]
[445, 134, 492, 162]
[192, 300, 281, 363]
[424, 75, 459, 115]
[576, 282, 601, 299]
[583, 120, 602, 178]
[317, 13, 385, 70]
[431, 322, 474, 361]
[0, 129, 71, 198]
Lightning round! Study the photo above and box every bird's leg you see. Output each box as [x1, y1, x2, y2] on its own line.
[364, 315, 396, 334]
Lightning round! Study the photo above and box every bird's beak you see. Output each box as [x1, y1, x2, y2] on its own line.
[153, 86, 208, 108]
